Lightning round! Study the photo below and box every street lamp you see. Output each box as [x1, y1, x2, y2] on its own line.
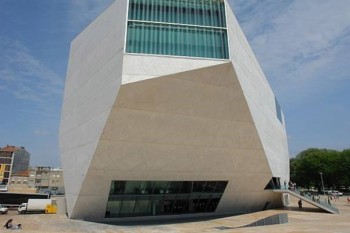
[319, 172, 325, 196]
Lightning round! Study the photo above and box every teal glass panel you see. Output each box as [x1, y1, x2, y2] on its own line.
[128, 0, 226, 27]
[126, 0, 229, 59]
[126, 21, 229, 59]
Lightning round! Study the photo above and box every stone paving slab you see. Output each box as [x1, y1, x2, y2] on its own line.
[1, 195, 349, 232]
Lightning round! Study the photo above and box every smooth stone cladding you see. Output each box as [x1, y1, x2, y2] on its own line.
[60, 0, 289, 220]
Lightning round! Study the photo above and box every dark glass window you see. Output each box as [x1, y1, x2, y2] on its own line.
[275, 97, 283, 124]
[106, 180, 228, 218]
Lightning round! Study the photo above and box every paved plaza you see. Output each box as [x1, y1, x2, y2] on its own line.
[1, 195, 349, 232]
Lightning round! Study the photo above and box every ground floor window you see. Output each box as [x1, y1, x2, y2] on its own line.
[105, 180, 228, 218]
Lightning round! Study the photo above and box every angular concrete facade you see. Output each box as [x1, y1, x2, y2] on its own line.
[60, 0, 289, 220]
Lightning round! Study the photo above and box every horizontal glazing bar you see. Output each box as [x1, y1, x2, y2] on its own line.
[128, 19, 227, 30]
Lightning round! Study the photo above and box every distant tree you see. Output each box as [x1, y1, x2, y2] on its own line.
[290, 148, 350, 191]
[338, 149, 350, 187]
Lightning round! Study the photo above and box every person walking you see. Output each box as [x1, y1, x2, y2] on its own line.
[298, 199, 302, 209]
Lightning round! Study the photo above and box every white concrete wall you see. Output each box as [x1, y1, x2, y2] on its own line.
[71, 63, 274, 220]
[122, 54, 227, 84]
[60, 0, 290, 220]
[59, 0, 128, 218]
[225, 1, 289, 181]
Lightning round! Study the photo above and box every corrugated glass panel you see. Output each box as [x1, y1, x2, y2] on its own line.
[126, 0, 229, 59]
[126, 21, 229, 59]
[128, 0, 226, 27]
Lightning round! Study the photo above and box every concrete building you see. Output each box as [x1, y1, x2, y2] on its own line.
[0, 145, 30, 185]
[8, 167, 65, 194]
[27, 167, 65, 195]
[8, 170, 37, 193]
[10, 170, 29, 186]
[60, 0, 289, 220]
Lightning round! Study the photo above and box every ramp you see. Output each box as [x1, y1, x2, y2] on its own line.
[274, 189, 339, 214]
[215, 213, 288, 230]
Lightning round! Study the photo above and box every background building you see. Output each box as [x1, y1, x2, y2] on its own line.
[8, 170, 36, 193]
[60, 0, 289, 220]
[9, 170, 29, 186]
[8, 166, 65, 194]
[28, 166, 51, 190]
[27, 167, 65, 195]
[0, 145, 30, 185]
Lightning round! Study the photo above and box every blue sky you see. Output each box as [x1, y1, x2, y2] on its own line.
[0, 0, 349, 167]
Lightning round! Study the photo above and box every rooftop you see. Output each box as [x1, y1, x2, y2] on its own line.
[0, 145, 25, 153]
[11, 170, 30, 177]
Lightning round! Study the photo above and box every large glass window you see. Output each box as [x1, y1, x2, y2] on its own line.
[128, 0, 226, 27]
[126, 0, 229, 59]
[126, 22, 228, 59]
[105, 180, 228, 218]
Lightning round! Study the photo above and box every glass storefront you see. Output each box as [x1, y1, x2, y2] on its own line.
[106, 180, 228, 218]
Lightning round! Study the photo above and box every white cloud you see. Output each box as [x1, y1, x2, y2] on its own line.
[0, 37, 64, 108]
[34, 129, 50, 136]
[229, 0, 350, 104]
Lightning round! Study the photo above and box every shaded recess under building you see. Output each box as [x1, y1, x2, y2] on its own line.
[0, 193, 49, 206]
[60, 0, 290, 221]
